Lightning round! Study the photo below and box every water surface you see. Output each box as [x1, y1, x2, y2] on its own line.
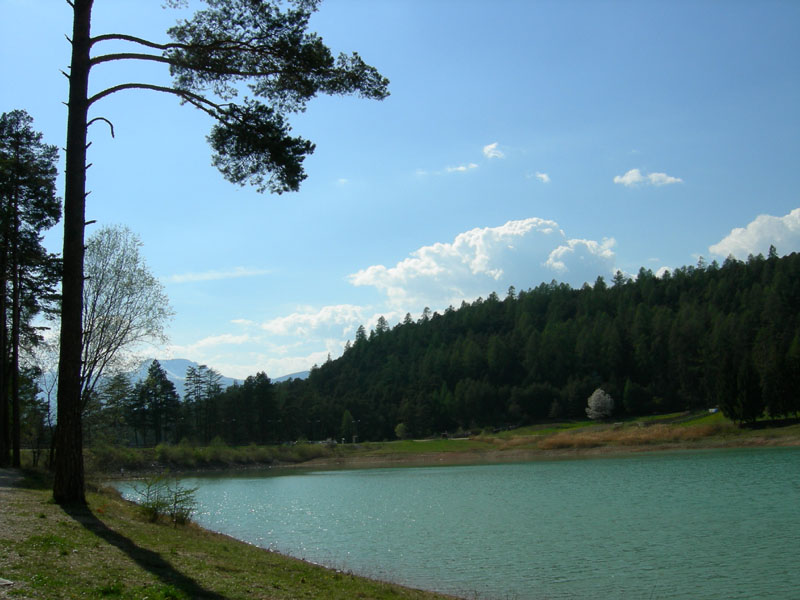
[118, 447, 800, 599]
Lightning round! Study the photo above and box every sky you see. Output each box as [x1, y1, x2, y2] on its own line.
[2, 0, 799, 380]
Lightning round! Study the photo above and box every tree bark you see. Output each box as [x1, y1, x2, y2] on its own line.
[10, 194, 20, 468]
[53, 0, 93, 505]
[0, 257, 8, 467]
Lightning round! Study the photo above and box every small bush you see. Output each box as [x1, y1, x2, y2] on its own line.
[132, 474, 197, 525]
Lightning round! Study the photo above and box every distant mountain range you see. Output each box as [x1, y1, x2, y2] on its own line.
[272, 370, 311, 383]
[131, 359, 309, 398]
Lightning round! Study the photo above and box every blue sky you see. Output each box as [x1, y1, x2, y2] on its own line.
[2, 0, 799, 379]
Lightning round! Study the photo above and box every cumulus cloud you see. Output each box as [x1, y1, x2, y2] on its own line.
[482, 142, 504, 159]
[545, 238, 616, 273]
[614, 168, 682, 187]
[709, 208, 800, 259]
[535, 172, 550, 183]
[165, 266, 270, 284]
[613, 168, 645, 186]
[259, 304, 367, 337]
[348, 217, 618, 311]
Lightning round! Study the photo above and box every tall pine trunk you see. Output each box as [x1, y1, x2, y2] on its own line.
[0, 255, 8, 467]
[10, 192, 20, 468]
[53, 0, 92, 505]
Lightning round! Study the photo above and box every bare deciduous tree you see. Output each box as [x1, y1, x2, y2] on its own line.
[80, 225, 172, 407]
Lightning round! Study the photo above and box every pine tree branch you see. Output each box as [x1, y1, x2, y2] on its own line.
[90, 33, 189, 51]
[90, 52, 175, 69]
[87, 83, 225, 119]
[90, 51, 279, 79]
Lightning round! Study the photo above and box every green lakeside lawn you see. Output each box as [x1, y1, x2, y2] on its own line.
[0, 471, 455, 600]
[80, 411, 800, 475]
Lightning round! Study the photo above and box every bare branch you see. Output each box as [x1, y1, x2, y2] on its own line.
[87, 116, 115, 138]
[90, 52, 174, 69]
[90, 33, 189, 51]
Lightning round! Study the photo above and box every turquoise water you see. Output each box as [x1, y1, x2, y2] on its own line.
[118, 447, 800, 599]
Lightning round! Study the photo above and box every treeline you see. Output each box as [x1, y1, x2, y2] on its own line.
[87, 250, 800, 448]
[277, 250, 800, 440]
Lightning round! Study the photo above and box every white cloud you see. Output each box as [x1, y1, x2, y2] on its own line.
[482, 142, 504, 159]
[167, 333, 252, 354]
[535, 172, 550, 183]
[614, 168, 682, 187]
[349, 217, 617, 311]
[545, 238, 616, 273]
[647, 172, 682, 186]
[165, 266, 270, 284]
[259, 304, 367, 336]
[709, 208, 800, 259]
[231, 318, 257, 327]
[613, 168, 645, 186]
[445, 163, 479, 173]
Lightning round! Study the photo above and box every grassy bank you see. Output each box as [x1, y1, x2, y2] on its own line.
[80, 412, 800, 475]
[0, 471, 454, 600]
[325, 412, 800, 461]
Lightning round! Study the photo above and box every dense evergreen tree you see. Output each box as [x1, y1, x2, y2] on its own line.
[133, 360, 180, 445]
[0, 110, 61, 468]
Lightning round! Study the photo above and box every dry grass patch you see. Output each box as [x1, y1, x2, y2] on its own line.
[537, 423, 733, 450]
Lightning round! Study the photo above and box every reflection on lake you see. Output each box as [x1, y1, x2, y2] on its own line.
[117, 447, 800, 599]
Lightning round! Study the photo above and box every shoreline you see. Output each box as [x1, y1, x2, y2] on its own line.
[0, 469, 457, 600]
[290, 437, 800, 470]
[102, 434, 800, 479]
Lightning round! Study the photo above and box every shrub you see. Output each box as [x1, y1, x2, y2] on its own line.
[132, 474, 198, 525]
[586, 388, 615, 420]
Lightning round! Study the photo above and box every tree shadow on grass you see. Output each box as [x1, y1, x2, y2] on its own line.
[62, 504, 226, 599]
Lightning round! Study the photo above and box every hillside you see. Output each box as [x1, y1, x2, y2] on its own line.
[264, 251, 800, 443]
[80, 252, 800, 449]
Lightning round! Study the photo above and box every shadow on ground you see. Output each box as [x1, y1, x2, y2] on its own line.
[63, 503, 226, 600]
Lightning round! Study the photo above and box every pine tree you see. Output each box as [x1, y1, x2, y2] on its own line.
[54, 0, 389, 504]
[0, 110, 61, 468]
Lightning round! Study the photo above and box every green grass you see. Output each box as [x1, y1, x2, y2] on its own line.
[84, 440, 339, 474]
[69, 411, 800, 477]
[0, 473, 455, 600]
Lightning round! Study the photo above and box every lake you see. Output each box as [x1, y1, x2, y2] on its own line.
[117, 447, 800, 599]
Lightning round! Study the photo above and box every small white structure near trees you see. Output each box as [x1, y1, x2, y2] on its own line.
[586, 388, 615, 420]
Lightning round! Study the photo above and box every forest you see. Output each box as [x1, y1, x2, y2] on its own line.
[79, 249, 800, 448]
[2, 110, 799, 458]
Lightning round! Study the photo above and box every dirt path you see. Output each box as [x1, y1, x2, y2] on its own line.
[0, 469, 23, 490]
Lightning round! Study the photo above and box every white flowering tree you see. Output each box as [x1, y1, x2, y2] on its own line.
[586, 388, 615, 420]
